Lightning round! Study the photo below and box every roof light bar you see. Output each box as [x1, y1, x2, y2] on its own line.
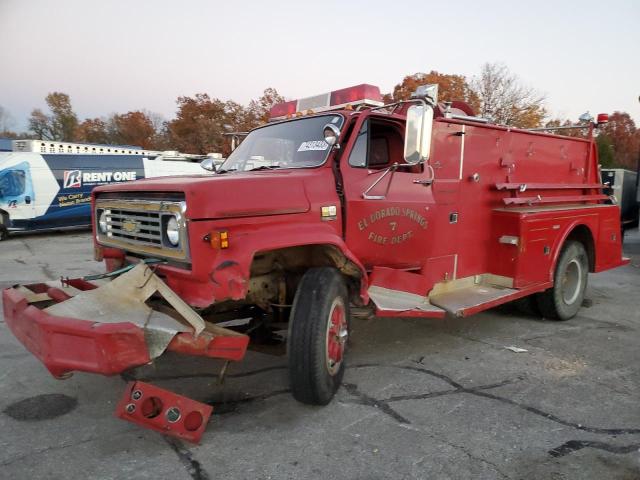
[269, 84, 383, 121]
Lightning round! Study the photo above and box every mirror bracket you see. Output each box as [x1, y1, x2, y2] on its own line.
[200, 158, 217, 172]
[362, 163, 398, 200]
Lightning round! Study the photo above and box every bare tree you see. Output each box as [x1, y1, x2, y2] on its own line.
[28, 92, 78, 141]
[472, 63, 546, 128]
[28, 108, 53, 139]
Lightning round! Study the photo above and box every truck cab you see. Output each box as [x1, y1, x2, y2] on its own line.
[91, 83, 627, 405]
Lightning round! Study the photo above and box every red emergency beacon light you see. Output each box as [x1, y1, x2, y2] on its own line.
[269, 84, 384, 121]
[596, 113, 609, 125]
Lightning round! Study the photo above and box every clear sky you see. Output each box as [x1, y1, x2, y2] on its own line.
[1, 0, 639, 131]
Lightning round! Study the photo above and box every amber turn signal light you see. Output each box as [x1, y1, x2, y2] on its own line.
[206, 230, 229, 249]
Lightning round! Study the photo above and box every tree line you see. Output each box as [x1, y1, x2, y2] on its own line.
[0, 62, 637, 168]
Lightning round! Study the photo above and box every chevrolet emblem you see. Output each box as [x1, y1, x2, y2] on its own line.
[121, 219, 139, 234]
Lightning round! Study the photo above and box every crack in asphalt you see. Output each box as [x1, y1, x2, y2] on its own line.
[205, 388, 291, 413]
[123, 360, 640, 463]
[122, 365, 287, 383]
[38, 262, 56, 281]
[133, 361, 640, 436]
[18, 239, 35, 256]
[0, 428, 132, 467]
[549, 439, 640, 458]
[352, 363, 640, 436]
[165, 437, 210, 480]
[342, 383, 411, 424]
[440, 438, 511, 480]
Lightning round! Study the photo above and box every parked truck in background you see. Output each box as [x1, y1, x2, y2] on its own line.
[601, 168, 639, 233]
[3, 84, 628, 433]
[0, 140, 219, 240]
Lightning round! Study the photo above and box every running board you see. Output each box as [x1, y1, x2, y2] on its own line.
[430, 284, 538, 317]
[368, 286, 446, 318]
[367, 267, 548, 319]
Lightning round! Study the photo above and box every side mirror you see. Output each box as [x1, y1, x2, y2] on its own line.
[323, 124, 341, 147]
[200, 158, 216, 172]
[403, 104, 434, 164]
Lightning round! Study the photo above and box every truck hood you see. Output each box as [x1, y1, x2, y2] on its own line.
[94, 171, 311, 220]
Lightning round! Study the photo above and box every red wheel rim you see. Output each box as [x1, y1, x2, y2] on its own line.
[326, 298, 348, 375]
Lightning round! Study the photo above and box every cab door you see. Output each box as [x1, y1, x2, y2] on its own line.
[341, 113, 435, 270]
[0, 160, 36, 226]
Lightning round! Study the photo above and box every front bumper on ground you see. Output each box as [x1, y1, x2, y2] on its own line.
[2, 273, 249, 379]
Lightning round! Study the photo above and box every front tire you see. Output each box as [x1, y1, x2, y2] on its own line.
[288, 268, 349, 405]
[536, 241, 588, 321]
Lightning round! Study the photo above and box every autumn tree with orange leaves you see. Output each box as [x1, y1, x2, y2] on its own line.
[75, 111, 165, 149]
[387, 64, 545, 128]
[543, 112, 640, 169]
[168, 88, 284, 154]
[388, 71, 480, 112]
[598, 112, 640, 170]
[108, 111, 157, 149]
[19, 77, 638, 166]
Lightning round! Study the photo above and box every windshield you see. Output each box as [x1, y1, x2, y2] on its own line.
[219, 114, 343, 172]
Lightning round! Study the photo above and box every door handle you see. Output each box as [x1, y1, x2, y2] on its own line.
[413, 179, 433, 186]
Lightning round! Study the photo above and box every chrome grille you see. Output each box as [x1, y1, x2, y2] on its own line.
[95, 198, 188, 261]
[106, 209, 163, 247]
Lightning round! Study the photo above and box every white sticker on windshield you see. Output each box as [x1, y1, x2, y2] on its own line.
[298, 140, 329, 152]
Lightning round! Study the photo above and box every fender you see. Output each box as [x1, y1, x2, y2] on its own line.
[547, 220, 596, 283]
[161, 220, 370, 307]
[213, 222, 369, 302]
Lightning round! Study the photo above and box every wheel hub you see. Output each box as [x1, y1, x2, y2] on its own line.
[326, 299, 347, 376]
[562, 258, 582, 305]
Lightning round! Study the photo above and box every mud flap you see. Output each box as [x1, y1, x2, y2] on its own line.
[116, 381, 213, 443]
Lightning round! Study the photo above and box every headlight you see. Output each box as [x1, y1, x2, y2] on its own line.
[166, 216, 180, 246]
[98, 210, 108, 233]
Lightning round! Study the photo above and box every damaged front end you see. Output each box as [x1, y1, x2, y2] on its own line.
[2, 263, 249, 442]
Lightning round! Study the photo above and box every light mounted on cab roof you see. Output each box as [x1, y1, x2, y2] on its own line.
[268, 84, 384, 121]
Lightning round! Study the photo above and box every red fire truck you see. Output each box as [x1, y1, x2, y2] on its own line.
[3, 84, 628, 439]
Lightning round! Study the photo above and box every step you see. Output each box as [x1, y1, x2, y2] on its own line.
[368, 285, 445, 318]
[429, 284, 520, 317]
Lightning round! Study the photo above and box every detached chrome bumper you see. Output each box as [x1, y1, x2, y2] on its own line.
[2, 266, 249, 379]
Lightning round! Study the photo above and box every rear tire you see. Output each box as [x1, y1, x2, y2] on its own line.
[536, 241, 588, 321]
[288, 268, 349, 405]
[0, 225, 8, 241]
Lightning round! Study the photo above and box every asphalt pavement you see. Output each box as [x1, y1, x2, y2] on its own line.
[0, 228, 639, 479]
